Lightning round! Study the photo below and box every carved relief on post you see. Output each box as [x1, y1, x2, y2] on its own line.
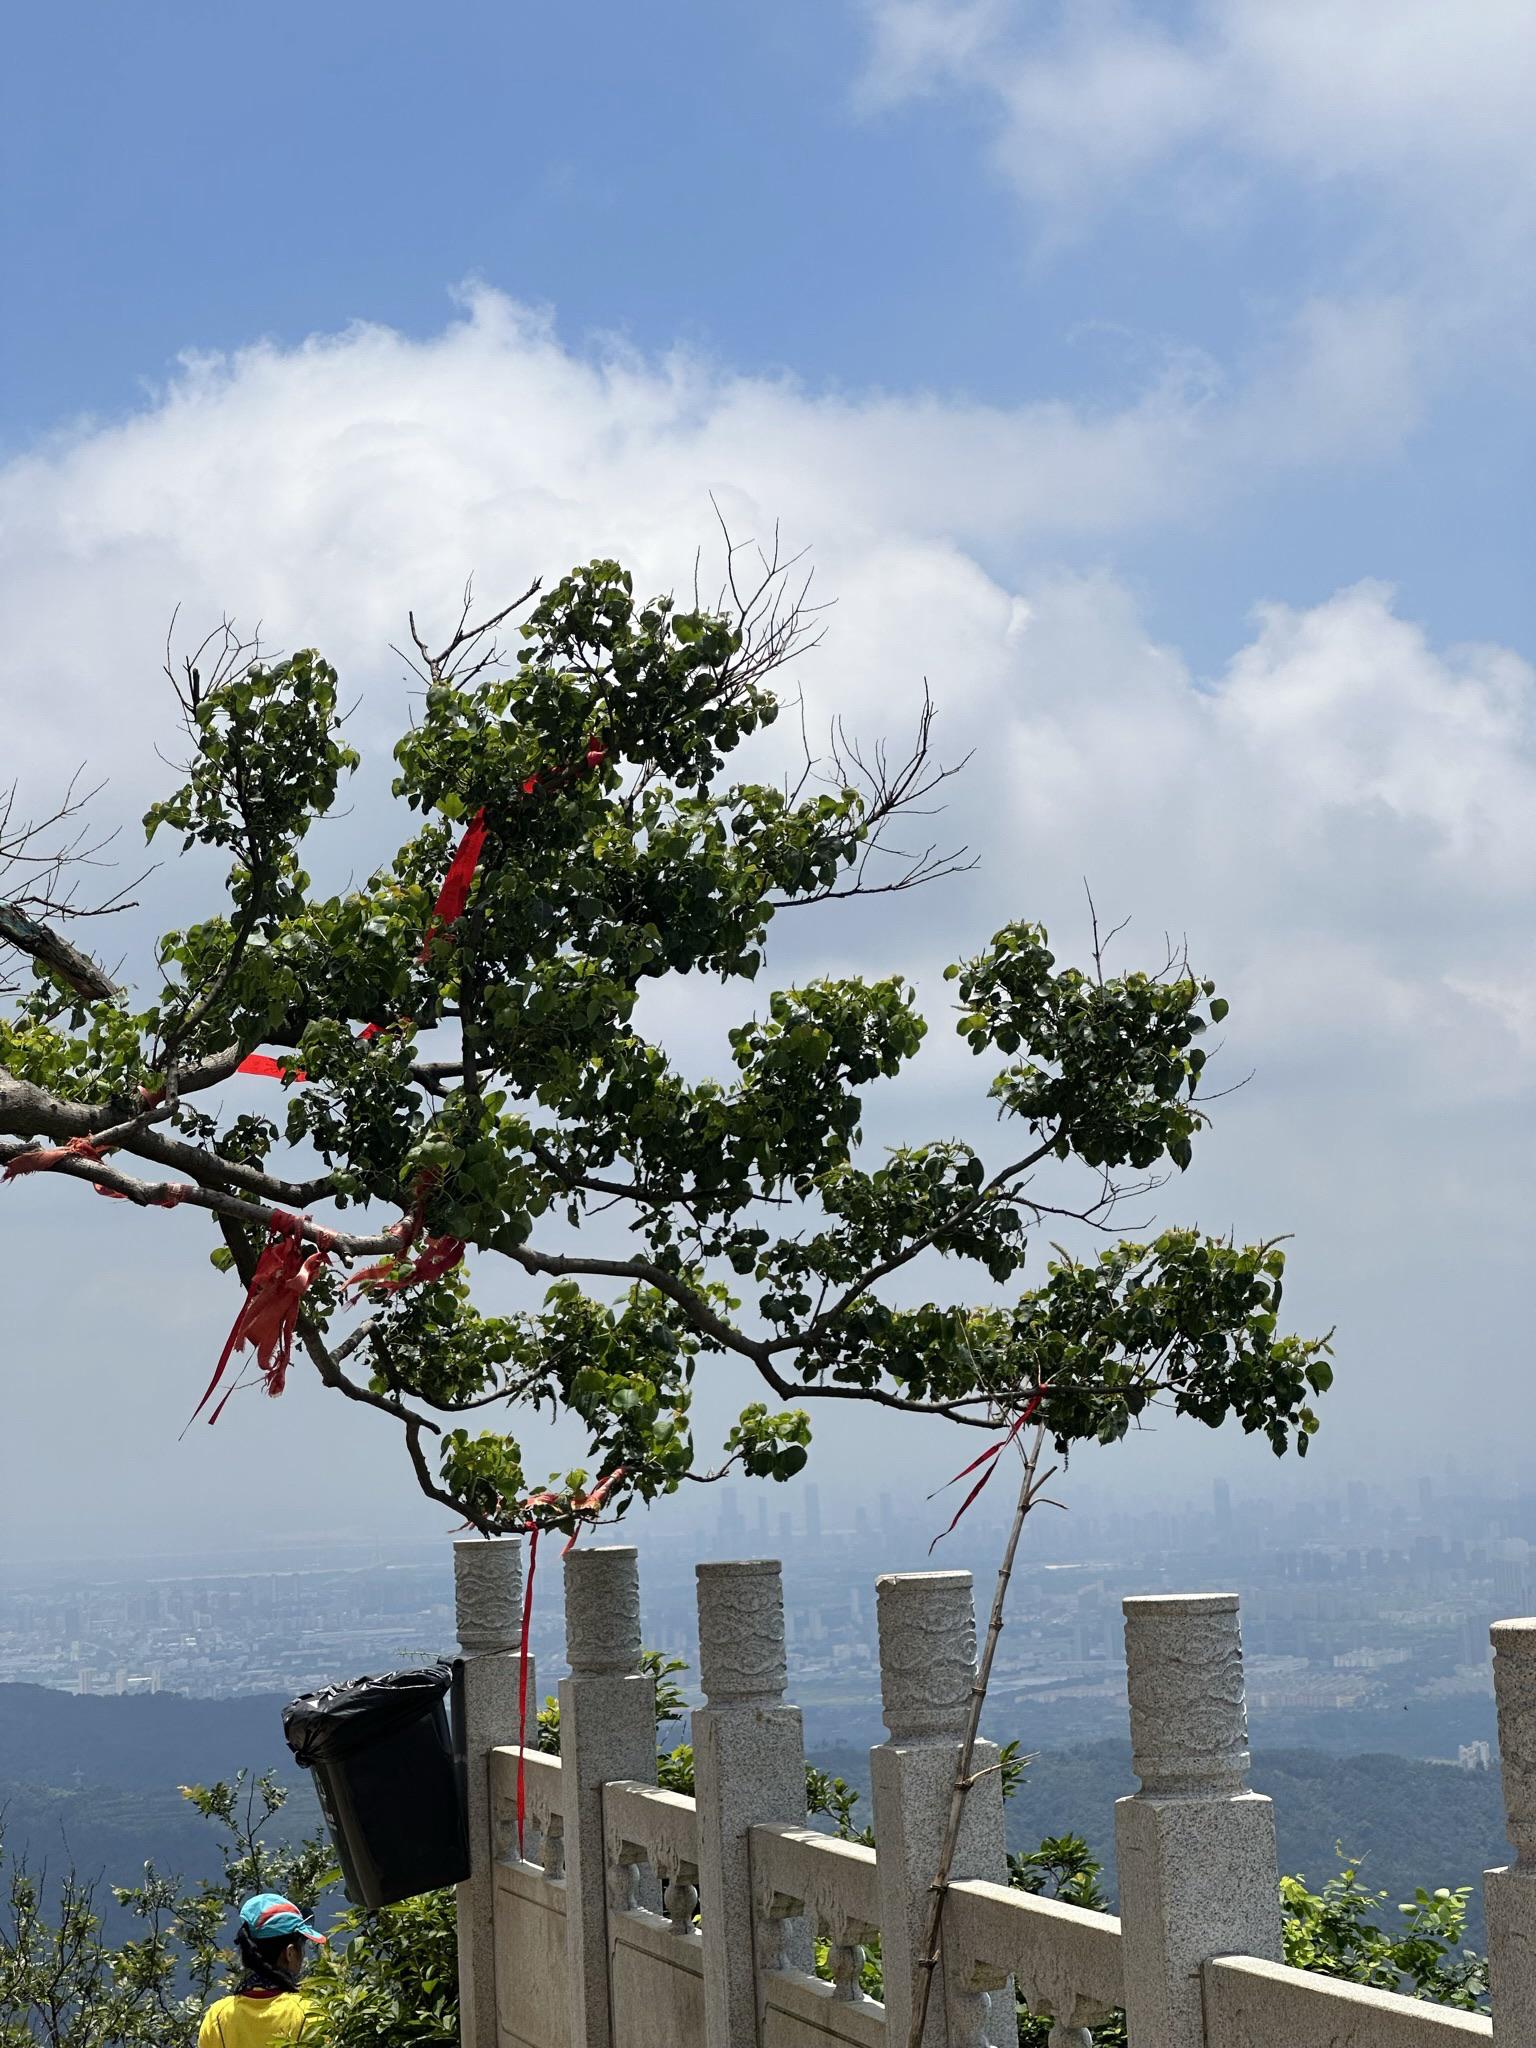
[697, 1558, 788, 1706]
[453, 1533, 523, 1654]
[1124, 1592, 1252, 1797]
[875, 1570, 976, 1739]
[564, 1545, 642, 1675]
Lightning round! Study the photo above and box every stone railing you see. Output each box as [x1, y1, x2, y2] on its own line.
[452, 1537, 1536, 2048]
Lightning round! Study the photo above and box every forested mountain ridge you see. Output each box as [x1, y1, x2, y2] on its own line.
[0, 1685, 1510, 1949]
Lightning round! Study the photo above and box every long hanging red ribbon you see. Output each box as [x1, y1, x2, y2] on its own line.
[927, 1391, 1045, 1554]
[420, 807, 488, 957]
[512, 1460, 626, 1859]
[188, 1213, 334, 1428]
[515, 1525, 540, 1860]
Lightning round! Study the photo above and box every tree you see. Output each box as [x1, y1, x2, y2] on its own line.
[0, 545, 1331, 1533]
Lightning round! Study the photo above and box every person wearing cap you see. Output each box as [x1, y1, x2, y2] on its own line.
[198, 1892, 326, 2045]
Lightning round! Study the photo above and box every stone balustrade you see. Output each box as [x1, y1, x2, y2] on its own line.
[448, 1542, 1534, 2048]
[752, 1823, 884, 2044]
[490, 1745, 565, 1875]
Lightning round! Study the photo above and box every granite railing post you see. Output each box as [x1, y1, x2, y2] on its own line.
[693, 1558, 810, 2048]
[1114, 1593, 1281, 2048]
[1485, 1618, 1536, 2044]
[870, 1571, 1011, 2048]
[454, 1535, 529, 2048]
[560, 1546, 657, 2048]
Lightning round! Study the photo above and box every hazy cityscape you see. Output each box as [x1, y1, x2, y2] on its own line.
[1, 1470, 1521, 1768]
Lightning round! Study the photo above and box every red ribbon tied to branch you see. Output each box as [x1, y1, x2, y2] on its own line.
[419, 807, 488, 958]
[2, 1136, 111, 1183]
[236, 1053, 308, 1081]
[927, 1389, 1046, 1554]
[512, 1464, 627, 1857]
[188, 1212, 336, 1428]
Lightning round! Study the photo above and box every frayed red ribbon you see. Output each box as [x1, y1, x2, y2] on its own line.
[344, 1231, 465, 1297]
[927, 1392, 1045, 1554]
[3, 1136, 111, 1183]
[93, 1178, 193, 1207]
[191, 1212, 336, 1426]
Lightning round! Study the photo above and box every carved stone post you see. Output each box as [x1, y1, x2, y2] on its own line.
[1114, 1593, 1281, 2048]
[1486, 1619, 1536, 2043]
[693, 1558, 809, 2048]
[560, 1547, 656, 2048]
[454, 1535, 528, 2048]
[870, 1571, 1011, 2048]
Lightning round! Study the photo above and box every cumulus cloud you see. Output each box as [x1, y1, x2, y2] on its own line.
[2, 295, 1533, 1543]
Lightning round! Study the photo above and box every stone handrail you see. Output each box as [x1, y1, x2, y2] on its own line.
[751, 1821, 882, 1943]
[490, 1744, 565, 1873]
[944, 1877, 1123, 2035]
[751, 1821, 884, 2024]
[457, 1552, 1535, 2048]
[1200, 1956, 1492, 2044]
[604, 1778, 702, 1926]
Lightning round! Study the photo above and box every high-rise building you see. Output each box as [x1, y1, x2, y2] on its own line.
[1213, 1479, 1232, 1528]
[806, 1485, 822, 1542]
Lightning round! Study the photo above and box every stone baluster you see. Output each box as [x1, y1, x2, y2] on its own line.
[694, 1558, 811, 2047]
[560, 1547, 657, 2048]
[870, 1570, 1011, 2048]
[453, 1535, 529, 2048]
[1114, 1593, 1281, 2048]
[1486, 1619, 1536, 2044]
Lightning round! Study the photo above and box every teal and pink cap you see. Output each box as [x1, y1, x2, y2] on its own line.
[240, 1893, 326, 1945]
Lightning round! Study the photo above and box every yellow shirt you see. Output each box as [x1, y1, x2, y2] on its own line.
[198, 1990, 315, 2045]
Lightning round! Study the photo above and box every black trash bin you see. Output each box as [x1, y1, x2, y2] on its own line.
[282, 1662, 470, 1909]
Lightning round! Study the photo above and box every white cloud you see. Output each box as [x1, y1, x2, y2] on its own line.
[2, 295, 1534, 1538]
[858, 0, 1536, 238]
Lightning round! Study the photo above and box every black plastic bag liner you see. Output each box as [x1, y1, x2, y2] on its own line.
[282, 1663, 469, 1909]
[284, 1663, 454, 1765]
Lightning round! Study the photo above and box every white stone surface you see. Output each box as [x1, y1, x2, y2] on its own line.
[875, 1571, 976, 1740]
[565, 1545, 643, 1676]
[693, 1558, 811, 2048]
[872, 1569, 1010, 2048]
[1486, 1619, 1536, 2045]
[1202, 1954, 1491, 2042]
[457, 1533, 529, 2048]
[698, 1558, 789, 1705]
[943, 1877, 1121, 2032]
[559, 1548, 657, 2048]
[1123, 1593, 1250, 1798]
[495, 1860, 570, 2048]
[1116, 1593, 1281, 2048]
[457, 1534, 526, 1653]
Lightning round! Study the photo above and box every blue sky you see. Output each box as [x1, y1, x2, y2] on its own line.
[2, 0, 1534, 1551]
[6, 0, 1530, 666]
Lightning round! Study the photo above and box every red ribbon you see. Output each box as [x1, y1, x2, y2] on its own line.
[344, 1231, 465, 1297]
[512, 1462, 626, 1858]
[420, 808, 488, 956]
[190, 1212, 335, 1427]
[236, 1053, 308, 1081]
[927, 1391, 1045, 1553]
[92, 1178, 190, 1206]
[2, 1136, 110, 1183]
[516, 1524, 538, 1856]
